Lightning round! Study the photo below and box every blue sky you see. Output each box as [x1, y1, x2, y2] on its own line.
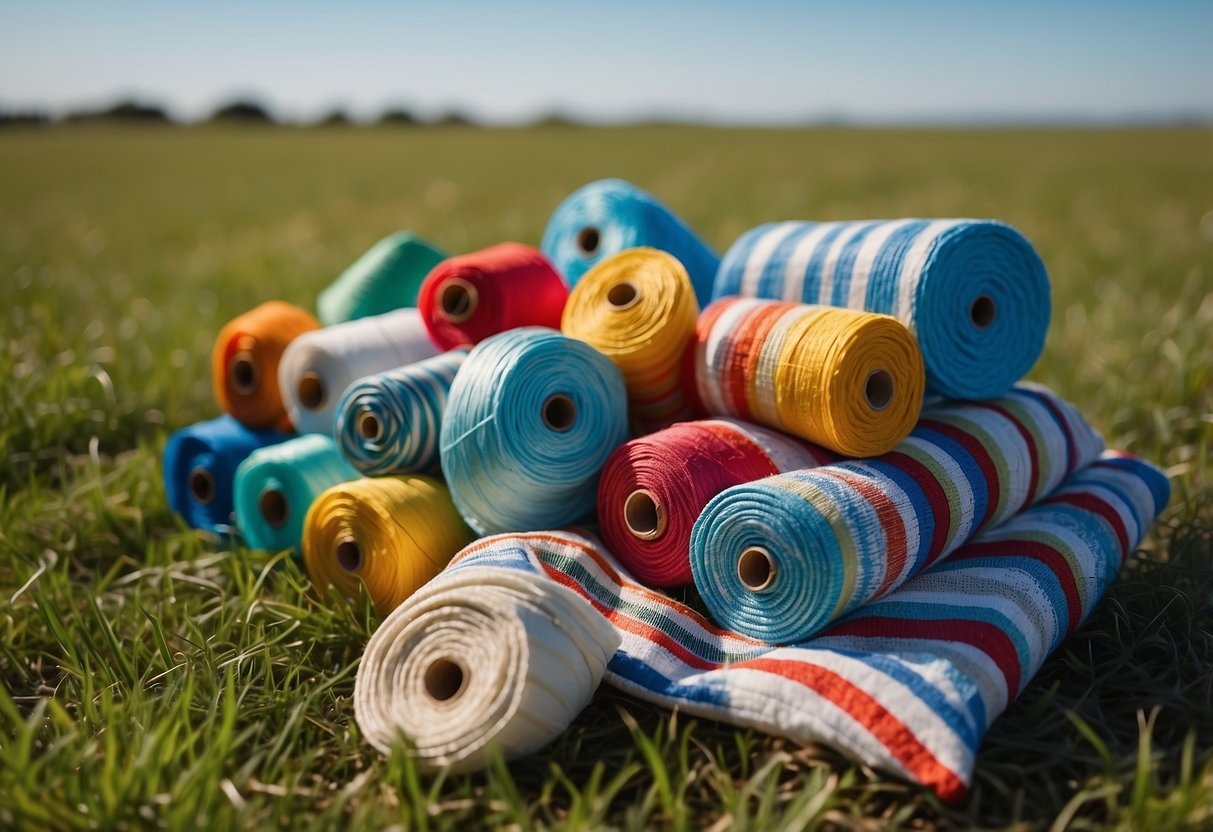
[2, 0, 1211, 124]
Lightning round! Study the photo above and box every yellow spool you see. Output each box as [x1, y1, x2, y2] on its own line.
[560, 247, 698, 433]
[302, 475, 474, 616]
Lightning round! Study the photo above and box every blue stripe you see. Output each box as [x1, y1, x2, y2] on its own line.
[608, 653, 732, 707]
[757, 223, 818, 298]
[830, 221, 880, 308]
[713, 224, 779, 301]
[865, 220, 931, 314]
[800, 223, 850, 303]
[912, 425, 990, 543]
[860, 456, 937, 576]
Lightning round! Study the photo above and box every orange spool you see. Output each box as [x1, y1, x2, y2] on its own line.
[212, 301, 321, 431]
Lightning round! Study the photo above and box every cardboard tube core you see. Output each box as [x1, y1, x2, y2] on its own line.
[623, 489, 667, 540]
[542, 394, 576, 432]
[437, 278, 477, 323]
[259, 489, 288, 528]
[423, 657, 467, 703]
[738, 546, 777, 592]
[357, 410, 382, 442]
[336, 538, 362, 572]
[229, 351, 258, 395]
[607, 281, 640, 311]
[576, 226, 601, 255]
[865, 369, 895, 411]
[970, 295, 996, 330]
[189, 467, 215, 504]
[298, 372, 325, 410]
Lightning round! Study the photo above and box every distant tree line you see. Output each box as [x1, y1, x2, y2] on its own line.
[0, 98, 585, 129]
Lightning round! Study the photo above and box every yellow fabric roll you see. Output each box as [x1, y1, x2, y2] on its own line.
[560, 247, 698, 433]
[302, 475, 474, 616]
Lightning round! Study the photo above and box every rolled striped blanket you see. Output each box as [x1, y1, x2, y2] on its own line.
[354, 451, 1167, 800]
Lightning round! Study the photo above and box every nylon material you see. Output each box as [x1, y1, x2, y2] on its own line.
[317, 232, 448, 326]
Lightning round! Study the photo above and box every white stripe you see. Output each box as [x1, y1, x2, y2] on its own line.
[740, 223, 801, 297]
[815, 223, 871, 306]
[893, 219, 966, 325]
[712, 418, 829, 473]
[846, 220, 915, 310]
[900, 435, 978, 563]
[842, 460, 922, 589]
[782, 222, 839, 302]
[751, 306, 809, 425]
[699, 299, 762, 416]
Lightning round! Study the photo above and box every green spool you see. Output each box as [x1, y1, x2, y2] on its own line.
[318, 232, 448, 325]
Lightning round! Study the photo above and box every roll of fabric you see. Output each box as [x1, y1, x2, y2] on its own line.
[690, 297, 925, 457]
[317, 232, 448, 326]
[712, 220, 1050, 399]
[302, 475, 474, 616]
[561, 247, 698, 433]
[162, 415, 289, 534]
[597, 419, 836, 587]
[355, 561, 619, 772]
[541, 179, 720, 307]
[407, 450, 1165, 800]
[233, 434, 360, 553]
[211, 301, 321, 431]
[690, 383, 1106, 643]
[440, 327, 629, 535]
[417, 242, 568, 351]
[334, 349, 468, 476]
[278, 308, 439, 435]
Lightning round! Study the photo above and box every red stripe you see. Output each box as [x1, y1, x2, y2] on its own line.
[971, 402, 1040, 512]
[733, 657, 969, 802]
[917, 419, 1002, 531]
[883, 451, 952, 566]
[1042, 492, 1130, 561]
[722, 302, 791, 419]
[951, 539, 1084, 635]
[828, 469, 909, 594]
[827, 616, 1022, 695]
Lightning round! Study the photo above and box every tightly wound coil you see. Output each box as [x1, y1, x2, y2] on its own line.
[317, 232, 448, 326]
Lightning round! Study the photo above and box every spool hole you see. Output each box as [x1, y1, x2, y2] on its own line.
[229, 352, 258, 395]
[542, 394, 576, 432]
[437, 279, 477, 323]
[336, 538, 363, 572]
[259, 489, 288, 528]
[357, 410, 382, 442]
[576, 226, 601, 256]
[864, 369, 895, 411]
[623, 489, 666, 540]
[423, 657, 467, 703]
[606, 281, 640, 310]
[189, 467, 215, 505]
[298, 372, 325, 410]
[737, 546, 777, 592]
[970, 295, 996, 330]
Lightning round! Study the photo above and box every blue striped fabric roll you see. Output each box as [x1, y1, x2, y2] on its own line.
[712, 220, 1050, 399]
[541, 179, 720, 307]
[689, 383, 1105, 643]
[335, 349, 468, 476]
[162, 415, 289, 534]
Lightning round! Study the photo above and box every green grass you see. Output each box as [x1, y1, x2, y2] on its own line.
[2, 125, 1211, 830]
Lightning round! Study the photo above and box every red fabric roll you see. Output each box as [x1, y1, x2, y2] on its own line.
[597, 418, 836, 587]
[418, 242, 569, 350]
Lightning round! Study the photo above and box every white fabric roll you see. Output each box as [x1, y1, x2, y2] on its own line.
[278, 308, 438, 435]
[354, 564, 619, 771]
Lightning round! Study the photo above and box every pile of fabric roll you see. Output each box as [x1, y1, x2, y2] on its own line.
[163, 178, 1169, 802]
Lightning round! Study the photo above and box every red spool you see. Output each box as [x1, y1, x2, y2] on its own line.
[597, 419, 836, 587]
[418, 242, 569, 350]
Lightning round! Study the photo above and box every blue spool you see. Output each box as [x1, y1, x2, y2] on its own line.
[540, 179, 720, 307]
[712, 219, 1051, 399]
[335, 349, 469, 476]
[440, 327, 629, 535]
[162, 415, 289, 534]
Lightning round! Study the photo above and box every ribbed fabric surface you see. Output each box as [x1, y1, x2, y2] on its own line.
[418, 243, 569, 351]
[278, 308, 439, 435]
[317, 232, 448, 326]
[561, 247, 699, 433]
[597, 419, 836, 587]
[394, 450, 1167, 801]
[440, 328, 629, 535]
[690, 383, 1106, 643]
[712, 220, 1050, 399]
[541, 179, 720, 307]
[233, 434, 360, 553]
[334, 349, 468, 476]
[690, 297, 925, 457]
[211, 301, 320, 431]
[162, 415, 289, 534]
[302, 475, 474, 616]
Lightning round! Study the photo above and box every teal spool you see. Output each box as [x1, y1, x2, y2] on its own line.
[440, 327, 629, 535]
[233, 433, 360, 552]
[318, 232, 448, 325]
[540, 179, 720, 307]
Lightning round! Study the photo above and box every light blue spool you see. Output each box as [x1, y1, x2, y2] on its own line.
[540, 179, 720, 307]
[335, 349, 469, 476]
[440, 327, 629, 536]
[233, 433, 360, 553]
[712, 219, 1050, 400]
[162, 415, 289, 534]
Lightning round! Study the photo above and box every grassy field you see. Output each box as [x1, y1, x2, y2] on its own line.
[1, 125, 1211, 830]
